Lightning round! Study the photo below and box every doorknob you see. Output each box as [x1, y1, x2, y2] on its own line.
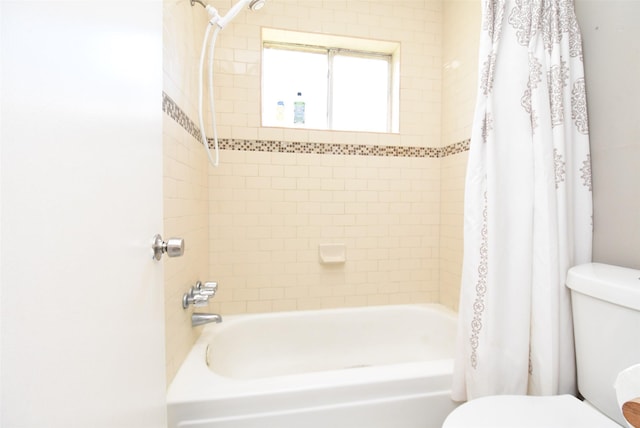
[152, 234, 185, 260]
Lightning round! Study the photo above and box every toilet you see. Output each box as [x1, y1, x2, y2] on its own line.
[443, 263, 640, 428]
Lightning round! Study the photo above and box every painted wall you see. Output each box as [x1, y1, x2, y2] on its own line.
[575, 0, 640, 270]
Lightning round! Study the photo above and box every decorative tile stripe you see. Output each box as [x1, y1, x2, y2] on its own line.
[212, 138, 470, 158]
[162, 92, 203, 143]
[441, 139, 471, 157]
[163, 91, 470, 158]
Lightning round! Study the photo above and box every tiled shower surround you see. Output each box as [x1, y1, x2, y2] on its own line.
[164, 91, 470, 312]
[163, 0, 480, 383]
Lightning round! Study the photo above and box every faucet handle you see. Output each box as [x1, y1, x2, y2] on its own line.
[181, 281, 219, 309]
[199, 281, 218, 296]
[182, 291, 209, 309]
[192, 294, 209, 307]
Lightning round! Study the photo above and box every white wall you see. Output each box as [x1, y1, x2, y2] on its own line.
[1, 2, 166, 426]
[575, 0, 640, 270]
[0, 0, 4, 419]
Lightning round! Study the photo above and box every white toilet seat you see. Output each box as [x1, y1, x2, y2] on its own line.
[443, 394, 622, 428]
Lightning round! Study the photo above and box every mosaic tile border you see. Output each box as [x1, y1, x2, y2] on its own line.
[213, 138, 470, 158]
[163, 91, 470, 158]
[162, 92, 202, 143]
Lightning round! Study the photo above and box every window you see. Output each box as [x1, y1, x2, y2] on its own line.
[261, 29, 400, 133]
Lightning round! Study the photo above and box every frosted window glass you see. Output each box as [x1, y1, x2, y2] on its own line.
[331, 55, 389, 133]
[262, 48, 328, 129]
[261, 42, 393, 132]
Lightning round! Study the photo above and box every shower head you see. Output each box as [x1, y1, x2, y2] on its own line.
[249, 0, 266, 11]
[215, 0, 266, 29]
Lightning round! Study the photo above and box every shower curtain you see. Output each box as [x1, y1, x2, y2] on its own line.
[452, 0, 592, 401]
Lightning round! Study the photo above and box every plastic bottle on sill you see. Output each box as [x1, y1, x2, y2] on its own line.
[293, 92, 305, 126]
[276, 100, 285, 123]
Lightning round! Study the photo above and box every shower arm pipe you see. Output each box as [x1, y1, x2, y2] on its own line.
[190, 0, 208, 8]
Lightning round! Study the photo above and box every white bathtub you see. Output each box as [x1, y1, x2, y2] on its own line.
[167, 304, 459, 428]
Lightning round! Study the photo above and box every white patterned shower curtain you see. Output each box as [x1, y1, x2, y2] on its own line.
[452, 0, 592, 401]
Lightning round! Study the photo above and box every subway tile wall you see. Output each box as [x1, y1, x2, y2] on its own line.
[163, 1, 211, 383]
[208, 150, 442, 314]
[208, 0, 443, 148]
[163, 0, 480, 384]
[162, 113, 209, 384]
[439, 0, 480, 310]
[204, 0, 444, 314]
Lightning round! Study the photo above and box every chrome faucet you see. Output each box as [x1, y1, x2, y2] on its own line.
[182, 281, 223, 326]
[191, 312, 222, 327]
[182, 281, 218, 309]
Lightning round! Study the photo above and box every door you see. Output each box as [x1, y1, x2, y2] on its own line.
[1, 1, 166, 427]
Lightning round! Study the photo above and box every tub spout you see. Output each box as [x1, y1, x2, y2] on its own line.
[192, 312, 222, 327]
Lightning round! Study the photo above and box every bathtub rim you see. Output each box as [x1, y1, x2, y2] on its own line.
[166, 303, 457, 405]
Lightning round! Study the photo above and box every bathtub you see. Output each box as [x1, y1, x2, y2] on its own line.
[167, 304, 459, 428]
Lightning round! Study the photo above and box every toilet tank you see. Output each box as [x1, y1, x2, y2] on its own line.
[567, 263, 640, 426]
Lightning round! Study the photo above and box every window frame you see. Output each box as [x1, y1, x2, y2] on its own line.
[261, 29, 400, 134]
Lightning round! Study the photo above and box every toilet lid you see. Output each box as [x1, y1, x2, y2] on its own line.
[443, 394, 622, 428]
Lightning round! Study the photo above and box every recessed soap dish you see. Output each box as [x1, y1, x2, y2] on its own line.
[318, 243, 346, 264]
